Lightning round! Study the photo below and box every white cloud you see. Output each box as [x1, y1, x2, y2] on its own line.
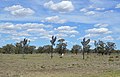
[27, 28, 46, 33]
[18, 23, 45, 29]
[4, 5, 23, 11]
[85, 11, 96, 15]
[0, 22, 21, 30]
[0, 23, 47, 32]
[0, 29, 17, 34]
[80, 8, 96, 16]
[94, 23, 109, 28]
[84, 34, 99, 38]
[80, 8, 88, 12]
[44, 25, 53, 28]
[55, 26, 78, 34]
[55, 26, 77, 30]
[105, 10, 114, 13]
[10, 36, 25, 42]
[88, 5, 94, 9]
[95, 8, 105, 11]
[44, 16, 66, 24]
[116, 37, 120, 40]
[40, 34, 52, 40]
[10, 36, 37, 42]
[44, 1, 74, 13]
[54, 26, 79, 38]
[0, 23, 18, 34]
[88, 5, 105, 11]
[89, 40, 96, 45]
[115, 3, 120, 8]
[102, 36, 114, 41]
[12, 31, 31, 37]
[4, 5, 35, 17]
[80, 5, 105, 16]
[86, 28, 112, 34]
[26, 28, 52, 38]
[55, 33, 68, 38]
[0, 22, 54, 42]
[70, 35, 75, 37]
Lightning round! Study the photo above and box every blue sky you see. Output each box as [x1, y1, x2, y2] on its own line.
[0, 0, 120, 49]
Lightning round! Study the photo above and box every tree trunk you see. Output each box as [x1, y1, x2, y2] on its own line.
[83, 48, 85, 59]
[51, 45, 53, 59]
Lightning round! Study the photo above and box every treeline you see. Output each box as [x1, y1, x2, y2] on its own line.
[0, 37, 119, 55]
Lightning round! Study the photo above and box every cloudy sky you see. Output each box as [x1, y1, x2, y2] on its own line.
[0, 0, 120, 49]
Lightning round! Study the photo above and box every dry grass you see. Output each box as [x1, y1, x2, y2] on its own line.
[0, 53, 120, 77]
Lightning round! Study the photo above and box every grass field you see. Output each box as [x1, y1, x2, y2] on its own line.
[0, 53, 120, 77]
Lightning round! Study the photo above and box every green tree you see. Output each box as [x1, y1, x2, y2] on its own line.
[15, 42, 22, 54]
[94, 40, 106, 55]
[0, 47, 4, 53]
[71, 44, 81, 55]
[56, 38, 67, 58]
[26, 46, 36, 54]
[42, 45, 52, 53]
[36, 46, 43, 53]
[2, 44, 15, 54]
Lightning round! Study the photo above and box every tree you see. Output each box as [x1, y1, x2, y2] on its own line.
[26, 46, 36, 54]
[71, 45, 81, 55]
[81, 38, 90, 59]
[85, 45, 91, 54]
[42, 45, 52, 53]
[56, 38, 67, 58]
[2, 44, 15, 54]
[50, 36, 57, 58]
[94, 40, 108, 55]
[36, 46, 43, 53]
[105, 42, 116, 55]
[94, 40, 98, 53]
[22, 38, 30, 52]
[0, 48, 3, 53]
[20, 38, 30, 58]
[15, 42, 22, 54]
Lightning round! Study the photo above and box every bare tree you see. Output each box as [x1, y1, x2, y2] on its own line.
[105, 42, 116, 55]
[50, 36, 57, 58]
[21, 38, 30, 59]
[94, 40, 98, 53]
[81, 38, 90, 59]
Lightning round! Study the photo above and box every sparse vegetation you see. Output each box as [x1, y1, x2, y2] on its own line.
[0, 37, 120, 77]
[0, 54, 120, 77]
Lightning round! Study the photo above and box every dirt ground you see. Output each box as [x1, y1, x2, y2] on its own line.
[0, 53, 120, 77]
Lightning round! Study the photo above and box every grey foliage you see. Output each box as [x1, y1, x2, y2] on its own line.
[50, 36, 57, 58]
[81, 38, 90, 59]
